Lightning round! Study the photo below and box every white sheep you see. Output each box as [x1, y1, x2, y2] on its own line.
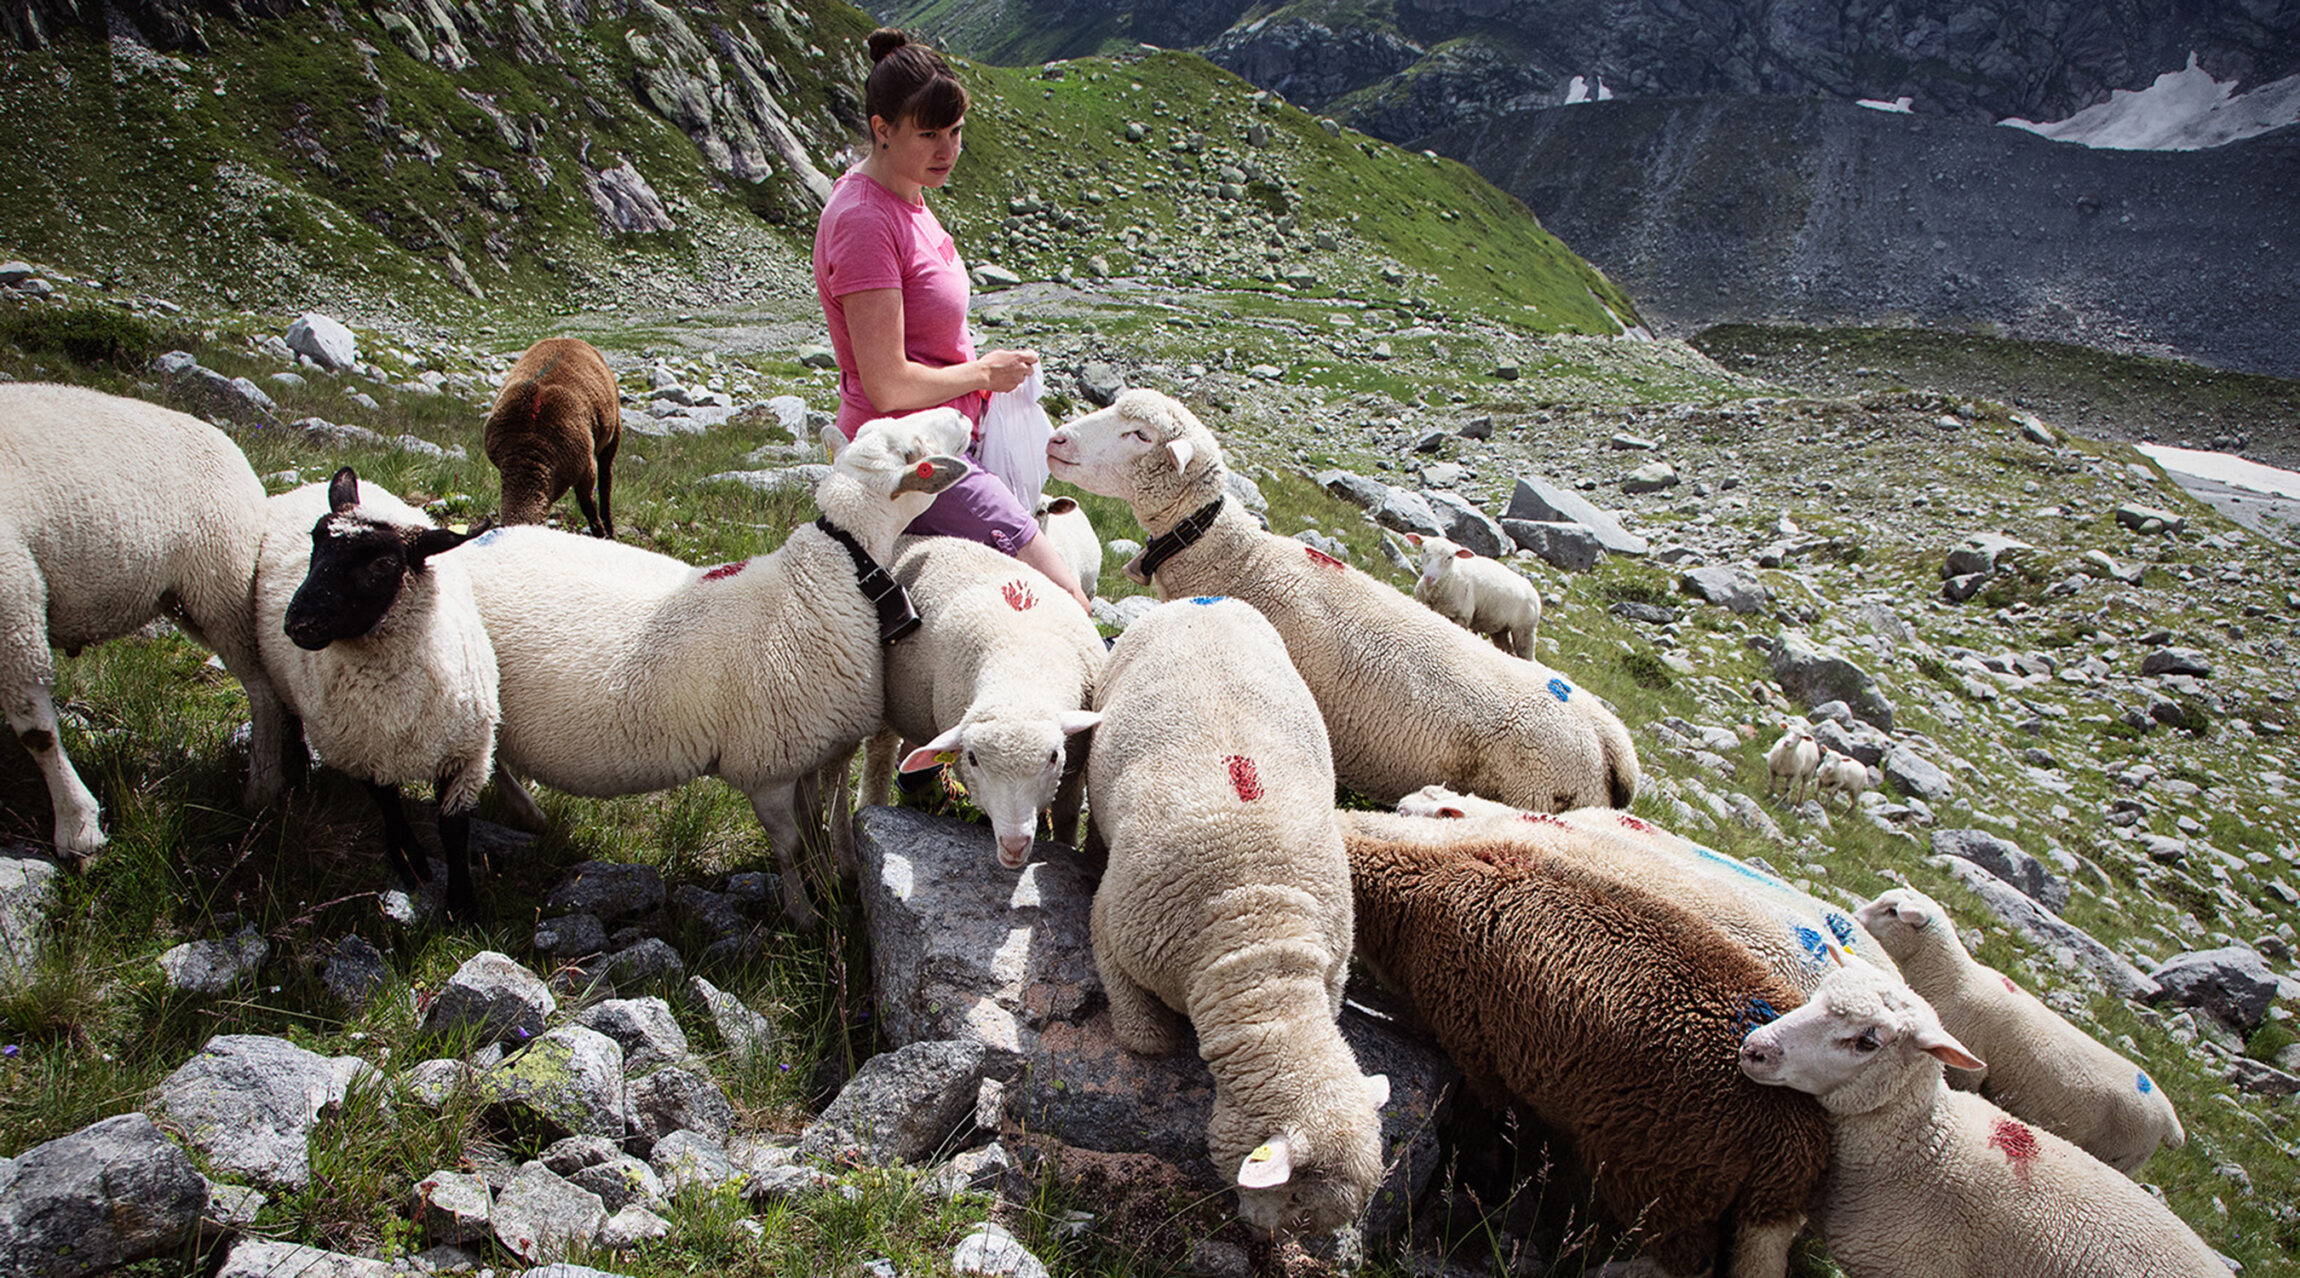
[859, 534, 1105, 868]
[459, 409, 973, 928]
[1404, 532, 1540, 658]
[1032, 494, 1101, 600]
[1738, 961, 2228, 1278]
[256, 468, 497, 912]
[1088, 596, 1388, 1236]
[1047, 390, 1638, 813]
[1816, 749, 1873, 808]
[1765, 719, 1820, 804]
[0, 383, 288, 862]
[1856, 887, 2186, 1173]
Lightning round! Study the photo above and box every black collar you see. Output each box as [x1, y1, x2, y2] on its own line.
[1131, 496, 1226, 583]
[815, 517, 920, 644]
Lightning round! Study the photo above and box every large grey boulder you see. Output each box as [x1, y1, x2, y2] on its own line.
[2141, 647, 2214, 678]
[1425, 491, 1507, 558]
[855, 806, 1456, 1237]
[647, 1130, 740, 1197]
[577, 998, 690, 1076]
[798, 1039, 989, 1167]
[480, 1027, 628, 1143]
[0, 1113, 207, 1277]
[1936, 859, 2159, 1002]
[1503, 519, 1603, 571]
[1766, 633, 1894, 732]
[1932, 830, 2067, 913]
[1812, 717, 1891, 767]
[1882, 743, 1955, 803]
[2148, 947, 2283, 1032]
[157, 927, 268, 996]
[1370, 487, 1443, 537]
[284, 313, 358, 371]
[408, 1169, 492, 1245]
[217, 1239, 396, 1278]
[1316, 470, 1390, 511]
[568, 1155, 665, 1213]
[1679, 565, 1769, 615]
[154, 1035, 372, 1190]
[492, 1162, 606, 1265]
[421, 951, 556, 1047]
[626, 1064, 734, 1152]
[1502, 477, 1649, 556]
[0, 855, 57, 988]
[1942, 533, 2031, 578]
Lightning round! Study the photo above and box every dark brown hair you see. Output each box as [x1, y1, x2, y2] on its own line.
[864, 27, 968, 134]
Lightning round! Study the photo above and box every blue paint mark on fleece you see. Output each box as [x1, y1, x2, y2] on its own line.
[1735, 996, 1782, 1039]
[1188, 596, 1227, 605]
[1547, 677, 1572, 703]
[2138, 1071, 2154, 1095]
[470, 527, 505, 548]
[1694, 845, 1793, 893]
[1794, 925, 1829, 966]
[1826, 912, 1859, 947]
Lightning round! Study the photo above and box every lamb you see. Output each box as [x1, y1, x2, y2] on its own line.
[859, 534, 1105, 868]
[1855, 887, 2186, 1173]
[484, 338, 622, 538]
[1764, 720, 1820, 804]
[1816, 749, 1872, 808]
[1047, 390, 1638, 813]
[1345, 820, 1831, 1277]
[256, 468, 497, 913]
[458, 409, 972, 928]
[1404, 532, 1540, 658]
[1087, 596, 1388, 1236]
[0, 383, 288, 863]
[1738, 961, 2227, 1278]
[1033, 494, 1101, 599]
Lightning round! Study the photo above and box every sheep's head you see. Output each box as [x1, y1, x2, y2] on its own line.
[1404, 533, 1472, 586]
[1218, 1072, 1390, 1239]
[818, 409, 970, 540]
[900, 709, 1100, 869]
[284, 467, 490, 650]
[1854, 888, 1960, 963]
[1739, 960, 1982, 1114]
[1046, 389, 1223, 518]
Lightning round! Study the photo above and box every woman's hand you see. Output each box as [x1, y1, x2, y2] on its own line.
[976, 347, 1040, 394]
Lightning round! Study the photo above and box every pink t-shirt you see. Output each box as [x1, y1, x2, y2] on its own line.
[813, 169, 982, 439]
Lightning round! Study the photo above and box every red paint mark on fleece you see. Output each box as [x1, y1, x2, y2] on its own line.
[1989, 1118, 2040, 1179]
[1225, 755, 1264, 802]
[1002, 580, 1038, 610]
[703, 561, 746, 581]
[1618, 815, 1658, 834]
[2002, 974, 2020, 995]
[1517, 812, 1568, 828]
[1303, 546, 1348, 571]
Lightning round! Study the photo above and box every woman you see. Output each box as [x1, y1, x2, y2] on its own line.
[813, 27, 1090, 609]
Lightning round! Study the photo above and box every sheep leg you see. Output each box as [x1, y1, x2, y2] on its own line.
[436, 803, 476, 918]
[1092, 889, 1179, 1055]
[1726, 1216, 1799, 1278]
[1049, 730, 1091, 848]
[747, 783, 821, 931]
[3, 678, 105, 865]
[365, 781, 432, 889]
[860, 728, 899, 813]
[278, 712, 310, 790]
[593, 428, 619, 540]
[490, 765, 548, 834]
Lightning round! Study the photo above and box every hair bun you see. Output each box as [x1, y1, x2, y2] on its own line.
[867, 28, 910, 63]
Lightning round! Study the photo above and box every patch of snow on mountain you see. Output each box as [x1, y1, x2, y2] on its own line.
[2001, 52, 2300, 150]
[1858, 97, 1914, 113]
[2140, 445, 2300, 502]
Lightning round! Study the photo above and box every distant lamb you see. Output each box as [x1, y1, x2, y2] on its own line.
[1033, 495, 1101, 600]
[861, 534, 1105, 867]
[1856, 887, 2186, 1173]
[1816, 749, 1872, 808]
[1048, 390, 1638, 813]
[0, 383, 288, 863]
[1405, 532, 1540, 658]
[1346, 820, 1831, 1277]
[1739, 961, 2228, 1278]
[460, 409, 972, 927]
[1088, 597, 1388, 1236]
[1765, 720, 1820, 804]
[257, 468, 497, 913]
[484, 338, 622, 538]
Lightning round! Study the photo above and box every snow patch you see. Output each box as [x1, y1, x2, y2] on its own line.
[2138, 445, 2300, 502]
[2000, 52, 2300, 150]
[1858, 97, 1914, 114]
[1564, 76, 1613, 105]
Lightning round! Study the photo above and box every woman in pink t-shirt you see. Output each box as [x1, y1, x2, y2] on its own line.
[813, 28, 1090, 609]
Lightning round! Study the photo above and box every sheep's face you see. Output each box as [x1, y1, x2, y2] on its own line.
[1853, 888, 1947, 961]
[1219, 1073, 1389, 1239]
[901, 710, 1100, 869]
[831, 409, 971, 516]
[1405, 534, 1469, 587]
[1738, 963, 1982, 1111]
[1046, 389, 1222, 514]
[284, 468, 488, 650]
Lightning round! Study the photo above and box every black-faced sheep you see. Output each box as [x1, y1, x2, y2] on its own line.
[484, 338, 622, 539]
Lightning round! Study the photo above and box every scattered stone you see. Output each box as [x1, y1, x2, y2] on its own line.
[1943, 533, 2031, 578]
[217, 1239, 396, 1278]
[157, 926, 268, 996]
[2141, 647, 2214, 678]
[0, 855, 58, 987]
[744, 1162, 839, 1205]
[1766, 634, 1894, 732]
[421, 951, 556, 1047]
[522, 1265, 638, 1278]
[1318, 470, 1390, 511]
[926, 1140, 1015, 1199]
[1459, 415, 1493, 440]
[953, 1222, 1050, 1278]
[535, 912, 607, 960]
[1622, 461, 1679, 493]
[1370, 487, 1443, 537]
[687, 975, 777, 1064]
[1609, 601, 1679, 625]
[1077, 362, 1124, 407]
[568, 1156, 665, 1213]
[626, 1063, 735, 1150]
[2147, 947, 2281, 1032]
[1503, 477, 1649, 555]
[1882, 743, 1955, 803]
[1679, 565, 1769, 615]
[0, 1113, 206, 1278]
[285, 313, 359, 371]
[539, 1135, 623, 1177]
[797, 345, 837, 370]
[1503, 520, 1603, 572]
[798, 1039, 989, 1167]
[201, 1178, 265, 1231]
[543, 862, 666, 922]
[402, 1058, 471, 1108]
[409, 1170, 492, 1245]
[648, 1130, 740, 1197]
[1426, 491, 1507, 558]
[596, 1203, 671, 1250]
[604, 938, 684, 988]
[1812, 718, 1891, 767]
[1190, 1238, 1253, 1278]
[491, 1162, 606, 1266]
[576, 998, 690, 1076]
[479, 1026, 628, 1143]
[2115, 503, 2185, 535]
[1936, 859, 2159, 1001]
[154, 1035, 370, 1190]
[1932, 830, 2067, 913]
[323, 933, 390, 1010]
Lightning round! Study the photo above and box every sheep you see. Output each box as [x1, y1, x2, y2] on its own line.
[1033, 494, 1101, 600]
[484, 338, 622, 539]
[1404, 532, 1540, 658]
[1087, 596, 1388, 1237]
[1345, 820, 1830, 1277]
[1346, 805, 1901, 996]
[0, 383, 288, 863]
[1815, 749, 1872, 808]
[257, 468, 497, 913]
[1737, 961, 2228, 1278]
[858, 534, 1105, 868]
[1764, 720, 1819, 804]
[1047, 390, 1638, 813]
[459, 409, 973, 928]
[1855, 887, 2186, 1173]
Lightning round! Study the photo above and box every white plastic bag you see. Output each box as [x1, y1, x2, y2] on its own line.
[978, 364, 1052, 511]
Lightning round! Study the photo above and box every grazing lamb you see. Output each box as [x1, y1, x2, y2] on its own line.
[460, 409, 972, 928]
[484, 338, 622, 538]
[1738, 961, 2227, 1278]
[1048, 390, 1638, 813]
[1033, 494, 1101, 600]
[0, 383, 288, 862]
[860, 534, 1105, 867]
[1346, 822, 1830, 1277]
[1816, 750, 1872, 808]
[257, 468, 497, 913]
[1404, 533, 1540, 658]
[1764, 720, 1820, 804]
[1856, 887, 2185, 1173]
[1088, 597, 1388, 1236]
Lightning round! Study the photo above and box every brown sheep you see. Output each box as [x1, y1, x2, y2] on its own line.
[1346, 827, 1831, 1278]
[484, 338, 621, 538]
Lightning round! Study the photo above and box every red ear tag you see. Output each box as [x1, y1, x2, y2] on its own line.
[1225, 755, 1263, 802]
[917, 461, 935, 478]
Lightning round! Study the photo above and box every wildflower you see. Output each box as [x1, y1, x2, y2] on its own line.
[1, 1044, 19, 1058]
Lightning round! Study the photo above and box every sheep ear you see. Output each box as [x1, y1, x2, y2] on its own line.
[328, 467, 361, 515]
[900, 726, 965, 774]
[1364, 1073, 1390, 1108]
[1044, 496, 1078, 515]
[1454, 548, 1474, 559]
[1405, 533, 1422, 546]
[407, 519, 494, 572]
[1058, 710, 1103, 736]
[1165, 438, 1193, 474]
[1917, 1026, 1985, 1072]
[819, 425, 847, 461]
[1236, 1136, 1292, 1189]
[1435, 805, 1467, 819]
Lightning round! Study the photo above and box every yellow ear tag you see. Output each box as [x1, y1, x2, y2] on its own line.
[935, 751, 958, 765]
[1247, 1144, 1274, 1163]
